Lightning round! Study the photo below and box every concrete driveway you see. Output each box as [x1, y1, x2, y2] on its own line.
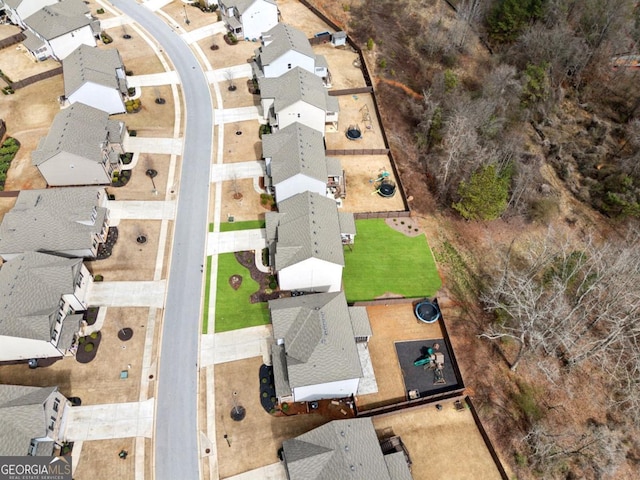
[200, 325, 272, 366]
[88, 281, 166, 308]
[124, 136, 183, 154]
[62, 399, 154, 441]
[207, 228, 266, 255]
[214, 106, 261, 125]
[108, 201, 176, 223]
[127, 71, 180, 87]
[210, 161, 265, 182]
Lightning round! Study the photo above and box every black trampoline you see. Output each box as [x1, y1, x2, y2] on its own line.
[395, 338, 459, 399]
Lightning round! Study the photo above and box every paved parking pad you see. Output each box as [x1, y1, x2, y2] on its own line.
[207, 229, 266, 255]
[89, 281, 167, 308]
[210, 161, 265, 182]
[222, 463, 287, 480]
[63, 398, 154, 441]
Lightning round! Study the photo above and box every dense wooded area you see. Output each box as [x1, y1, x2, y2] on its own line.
[317, 0, 640, 477]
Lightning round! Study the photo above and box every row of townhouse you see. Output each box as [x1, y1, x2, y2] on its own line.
[219, 16, 413, 478]
[0, 4, 132, 460]
[1, 0, 100, 61]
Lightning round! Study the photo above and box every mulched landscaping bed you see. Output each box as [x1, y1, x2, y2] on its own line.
[82, 307, 100, 326]
[233, 251, 283, 303]
[96, 227, 118, 259]
[259, 364, 277, 413]
[76, 331, 102, 364]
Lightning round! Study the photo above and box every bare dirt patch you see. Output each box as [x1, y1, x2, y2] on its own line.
[385, 217, 422, 237]
[160, 0, 219, 31]
[222, 122, 261, 162]
[217, 178, 265, 222]
[74, 437, 135, 480]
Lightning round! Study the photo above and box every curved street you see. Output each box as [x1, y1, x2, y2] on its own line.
[108, 1, 213, 479]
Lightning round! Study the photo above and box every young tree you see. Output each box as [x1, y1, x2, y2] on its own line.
[453, 163, 512, 220]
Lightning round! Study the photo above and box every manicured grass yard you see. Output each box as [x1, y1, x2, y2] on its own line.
[343, 219, 442, 302]
[217, 220, 266, 232]
[214, 253, 270, 333]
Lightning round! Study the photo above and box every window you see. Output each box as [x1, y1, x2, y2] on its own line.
[53, 399, 60, 412]
[287, 63, 292, 69]
[76, 272, 84, 288]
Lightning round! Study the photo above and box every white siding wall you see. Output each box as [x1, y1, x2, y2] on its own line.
[241, 2, 278, 40]
[69, 83, 125, 115]
[278, 102, 325, 134]
[14, 0, 58, 26]
[261, 97, 274, 120]
[278, 258, 342, 293]
[37, 152, 111, 187]
[274, 174, 325, 203]
[264, 51, 314, 78]
[0, 336, 62, 361]
[62, 263, 92, 311]
[293, 378, 360, 402]
[49, 27, 96, 61]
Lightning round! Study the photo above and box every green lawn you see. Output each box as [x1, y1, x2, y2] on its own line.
[219, 220, 265, 232]
[214, 253, 270, 333]
[202, 256, 213, 333]
[343, 219, 442, 302]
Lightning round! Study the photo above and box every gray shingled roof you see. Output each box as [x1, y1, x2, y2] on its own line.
[283, 418, 404, 480]
[385, 451, 414, 480]
[267, 192, 345, 269]
[0, 187, 107, 257]
[259, 67, 331, 113]
[262, 122, 327, 185]
[325, 156, 342, 178]
[271, 343, 292, 398]
[3, 0, 23, 8]
[338, 212, 356, 236]
[32, 102, 124, 167]
[269, 291, 363, 389]
[24, 0, 91, 40]
[0, 252, 83, 341]
[258, 23, 314, 66]
[22, 30, 45, 52]
[63, 44, 125, 97]
[349, 306, 372, 338]
[0, 385, 57, 457]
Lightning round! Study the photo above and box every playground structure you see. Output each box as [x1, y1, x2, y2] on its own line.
[415, 300, 440, 324]
[413, 343, 446, 386]
[360, 104, 373, 133]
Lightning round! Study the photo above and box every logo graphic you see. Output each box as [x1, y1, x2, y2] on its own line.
[0, 456, 72, 480]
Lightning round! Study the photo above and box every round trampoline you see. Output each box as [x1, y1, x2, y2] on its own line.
[378, 182, 396, 197]
[415, 300, 440, 323]
[346, 125, 362, 140]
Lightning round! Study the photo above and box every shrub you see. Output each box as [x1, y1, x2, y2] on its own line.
[84, 343, 94, 352]
[128, 130, 137, 137]
[127, 87, 136, 96]
[258, 124, 271, 138]
[101, 33, 113, 44]
[96, 7, 104, 14]
[125, 69, 133, 76]
[90, 332, 99, 339]
[378, 58, 387, 69]
[281, 402, 289, 412]
[444, 69, 458, 92]
[366, 38, 374, 50]
[94, 274, 104, 282]
[453, 164, 512, 221]
[78, 336, 85, 344]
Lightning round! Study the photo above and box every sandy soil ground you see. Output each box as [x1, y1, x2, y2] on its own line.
[326, 93, 387, 151]
[73, 437, 136, 480]
[0, 43, 59, 81]
[217, 178, 267, 223]
[316, 43, 366, 90]
[357, 303, 447, 409]
[278, 0, 336, 35]
[100, 25, 164, 76]
[372, 399, 503, 480]
[340, 155, 406, 213]
[214, 357, 329, 478]
[112, 84, 175, 138]
[161, 1, 219, 31]
[222, 121, 262, 162]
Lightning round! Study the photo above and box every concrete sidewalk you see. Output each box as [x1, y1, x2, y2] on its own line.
[108, 201, 176, 223]
[210, 161, 265, 182]
[181, 21, 227, 44]
[206, 64, 253, 83]
[222, 463, 287, 480]
[213, 106, 261, 125]
[127, 71, 180, 87]
[206, 229, 266, 255]
[124, 136, 183, 155]
[62, 399, 154, 441]
[88, 281, 167, 308]
[143, 0, 173, 12]
[200, 325, 272, 366]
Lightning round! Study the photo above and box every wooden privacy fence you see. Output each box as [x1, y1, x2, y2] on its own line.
[353, 210, 411, 220]
[329, 86, 373, 96]
[0, 33, 26, 50]
[10, 66, 62, 90]
[325, 148, 389, 156]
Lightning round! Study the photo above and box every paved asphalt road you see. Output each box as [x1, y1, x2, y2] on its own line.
[109, 2, 213, 479]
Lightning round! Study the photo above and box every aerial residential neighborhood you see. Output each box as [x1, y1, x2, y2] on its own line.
[0, 1, 515, 479]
